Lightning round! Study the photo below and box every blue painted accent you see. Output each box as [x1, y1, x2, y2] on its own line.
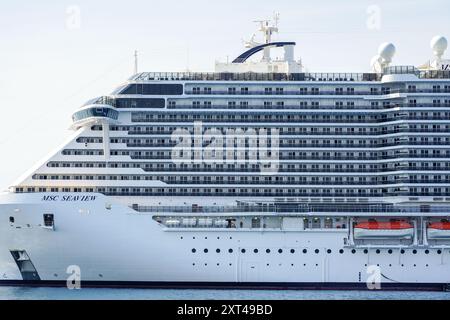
[233, 42, 296, 63]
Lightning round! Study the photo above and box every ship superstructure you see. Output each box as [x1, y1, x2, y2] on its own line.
[1, 18, 450, 290]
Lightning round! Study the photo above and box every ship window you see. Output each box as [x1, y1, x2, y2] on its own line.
[115, 98, 165, 108]
[266, 249, 271, 254]
[290, 249, 295, 254]
[303, 249, 307, 254]
[278, 249, 283, 254]
[251, 217, 261, 228]
[241, 249, 246, 253]
[9, 217, 14, 223]
[191, 249, 196, 253]
[228, 249, 233, 253]
[120, 84, 183, 95]
[254, 249, 259, 254]
[315, 249, 320, 254]
[204, 249, 208, 253]
[43, 214, 54, 227]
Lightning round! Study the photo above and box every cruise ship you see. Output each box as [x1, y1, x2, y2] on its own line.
[2, 17, 450, 290]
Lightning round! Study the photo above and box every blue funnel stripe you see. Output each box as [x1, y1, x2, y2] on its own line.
[232, 42, 296, 63]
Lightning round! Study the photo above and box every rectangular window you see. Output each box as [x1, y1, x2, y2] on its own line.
[120, 84, 183, 95]
[115, 98, 165, 108]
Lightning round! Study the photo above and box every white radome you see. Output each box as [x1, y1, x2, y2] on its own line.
[431, 35, 448, 58]
[378, 42, 396, 63]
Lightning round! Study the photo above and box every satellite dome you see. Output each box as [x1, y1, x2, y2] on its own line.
[378, 42, 396, 62]
[431, 35, 448, 58]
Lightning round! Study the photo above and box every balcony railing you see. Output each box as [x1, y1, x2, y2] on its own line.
[130, 69, 450, 82]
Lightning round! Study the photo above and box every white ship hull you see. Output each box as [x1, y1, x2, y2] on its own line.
[1, 193, 449, 290]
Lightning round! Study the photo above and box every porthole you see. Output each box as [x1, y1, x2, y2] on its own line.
[217, 263, 220, 266]
[192, 249, 196, 253]
[388, 249, 393, 254]
[228, 249, 233, 253]
[204, 263, 207, 266]
[376, 250, 381, 254]
[327, 249, 332, 254]
[438, 250, 442, 255]
[351, 249, 356, 254]
[204, 249, 208, 253]
[303, 249, 307, 254]
[192, 263, 196, 266]
[414, 264, 417, 267]
[401, 249, 405, 254]
[315, 249, 320, 254]
[193, 237, 196, 240]
[216, 249, 221, 253]
[290, 249, 295, 254]
[425, 250, 430, 254]
[363, 249, 368, 254]
[241, 249, 246, 253]
[266, 249, 271, 254]
[254, 249, 259, 254]
[278, 249, 283, 254]
[180, 237, 183, 240]
[413, 250, 417, 254]
[339, 249, 344, 254]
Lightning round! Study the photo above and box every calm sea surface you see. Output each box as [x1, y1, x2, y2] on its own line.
[0, 287, 450, 300]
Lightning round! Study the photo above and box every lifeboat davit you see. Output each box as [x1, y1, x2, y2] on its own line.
[354, 220, 414, 239]
[427, 221, 450, 239]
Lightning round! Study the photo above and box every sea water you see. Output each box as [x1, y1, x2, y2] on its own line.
[1, 287, 450, 300]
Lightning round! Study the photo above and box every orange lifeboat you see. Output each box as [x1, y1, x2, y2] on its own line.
[354, 220, 414, 239]
[427, 221, 450, 239]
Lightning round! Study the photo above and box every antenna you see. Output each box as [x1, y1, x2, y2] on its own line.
[273, 12, 280, 28]
[134, 50, 138, 74]
[251, 14, 280, 61]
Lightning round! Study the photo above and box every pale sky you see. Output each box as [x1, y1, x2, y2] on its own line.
[0, 0, 449, 189]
